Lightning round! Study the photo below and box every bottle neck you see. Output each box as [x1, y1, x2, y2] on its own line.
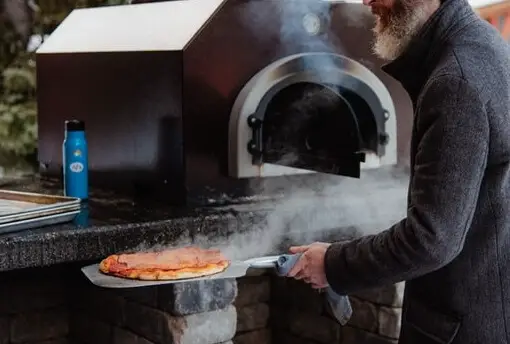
[65, 130, 86, 140]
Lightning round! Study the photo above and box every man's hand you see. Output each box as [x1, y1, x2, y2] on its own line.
[287, 242, 331, 289]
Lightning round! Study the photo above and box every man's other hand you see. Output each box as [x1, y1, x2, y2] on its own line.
[287, 242, 331, 289]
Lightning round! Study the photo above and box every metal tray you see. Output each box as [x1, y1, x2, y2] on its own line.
[0, 190, 81, 224]
[0, 210, 81, 235]
[0, 203, 82, 224]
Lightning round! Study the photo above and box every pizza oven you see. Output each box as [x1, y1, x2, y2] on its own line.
[229, 52, 395, 179]
[35, 0, 412, 206]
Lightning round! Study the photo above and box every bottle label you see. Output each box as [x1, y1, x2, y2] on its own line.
[70, 162, 84, 173]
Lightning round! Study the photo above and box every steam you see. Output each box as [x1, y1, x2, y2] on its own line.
[238, 0, 337, 66]
[185, 168, 408, 261]
[131, 0, 408, 262]
[198, 0, 407, 261]
[335, 1, 371, 28]
[132, 167, 408, 262]
[241, 172, 405, 260]
[278, 0, 332, 51]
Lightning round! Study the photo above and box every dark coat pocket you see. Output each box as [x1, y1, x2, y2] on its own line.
[399, 298, 461, 344]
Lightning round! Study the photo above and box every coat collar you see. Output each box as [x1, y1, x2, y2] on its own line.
[381, 0, 477, 100]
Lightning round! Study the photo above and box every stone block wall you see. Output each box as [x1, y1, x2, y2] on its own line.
[348, 283, 404, 343]
[0, 264, 403, 344]
[233, 272, 272, 344]
[71, 276, 238, 344]
[0, 266, 70, 344]
[271, 275, 403, 344]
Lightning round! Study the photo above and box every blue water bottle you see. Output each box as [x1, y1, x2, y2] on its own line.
[63, 120, 88, 200]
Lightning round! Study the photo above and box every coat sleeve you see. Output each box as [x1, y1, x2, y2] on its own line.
[323, 74, 490, 295]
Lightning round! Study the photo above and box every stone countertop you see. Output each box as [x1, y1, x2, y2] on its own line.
[0, 166, 409, 273]
[0, 175, 273, 272]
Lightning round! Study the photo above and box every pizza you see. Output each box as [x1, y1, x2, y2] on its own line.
[99, 246, 230, 280]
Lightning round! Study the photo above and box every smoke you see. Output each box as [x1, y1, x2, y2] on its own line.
[335, 1, 371, 28]
[189, 168, 408, 261]
[238, 0, 373, 57]
[238, 0, 336, 60]
[132, 170, 408, 261]
[131, 0, 407, 262]
[197, 0, 407, 262]
[120, 165, 409, 262]
[279, 1, 332, 51]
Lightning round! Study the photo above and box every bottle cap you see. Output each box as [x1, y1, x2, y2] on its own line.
[65, 120, 85, 132]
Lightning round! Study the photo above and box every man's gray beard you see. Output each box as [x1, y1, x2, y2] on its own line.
[372, 5, 428, 61]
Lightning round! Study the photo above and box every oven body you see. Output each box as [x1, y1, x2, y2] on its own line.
[35, 0, 413, 206]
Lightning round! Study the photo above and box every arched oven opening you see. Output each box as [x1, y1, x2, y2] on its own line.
[257, 82, 379, 177]
[228, 52, 397, 179]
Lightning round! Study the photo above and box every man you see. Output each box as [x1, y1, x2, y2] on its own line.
[288, 0, 510, 342]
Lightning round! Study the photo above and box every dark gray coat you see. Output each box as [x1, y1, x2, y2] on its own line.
[324, 0, 510, 343]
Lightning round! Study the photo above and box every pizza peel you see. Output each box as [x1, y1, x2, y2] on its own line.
[81, 253, 353, 325]
[80, 260, 251, 289]
[80, 254, 298, 289]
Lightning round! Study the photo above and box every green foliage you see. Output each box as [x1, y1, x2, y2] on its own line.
[0, 58, 37, 168]
[0, 0, 130, 169]
[3, 68, 36, 95]
[0, 102, 37, 157]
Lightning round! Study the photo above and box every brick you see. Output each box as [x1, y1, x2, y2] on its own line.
[113, 327, 154, 344]
[233, 328, 271, 344]
[126, 302, 237, 344]
[124, 302, 169, 344]
[0, 317, 9, 344]
[271, 277, 324, 315]
[119, 287, 159, 308]
[34, 339, 69, 344]
[174, 305, 237, 344]
[345, 297, 378, 333]
[272, 331, 318, 344]
[10, 308, 68, 343]
[236, 303, 270, 332]
[76, 287, 126, 327]
[378, 306, 402, 339]
[0, 278, 66, 314]
[70, 313, 111, 344]
[270, 308, 291, 331]
[342, 326, 398, 344]
[235, 276, 270, 307]
[271, 308, 341, 344]
[352, 283, 405, 307]
[158, 279, 237, 316]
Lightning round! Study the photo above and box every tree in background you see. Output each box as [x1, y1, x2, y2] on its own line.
[0, 0, 131, 172]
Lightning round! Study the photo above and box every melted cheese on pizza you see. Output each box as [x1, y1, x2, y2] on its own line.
[99, 246, 229, 280]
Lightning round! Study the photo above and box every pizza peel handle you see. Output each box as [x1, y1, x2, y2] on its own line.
[275, 253, 302, 276]
[274, 253, 353, 326]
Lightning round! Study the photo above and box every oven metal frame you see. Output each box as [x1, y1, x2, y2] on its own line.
[228, 52, 397, 179]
